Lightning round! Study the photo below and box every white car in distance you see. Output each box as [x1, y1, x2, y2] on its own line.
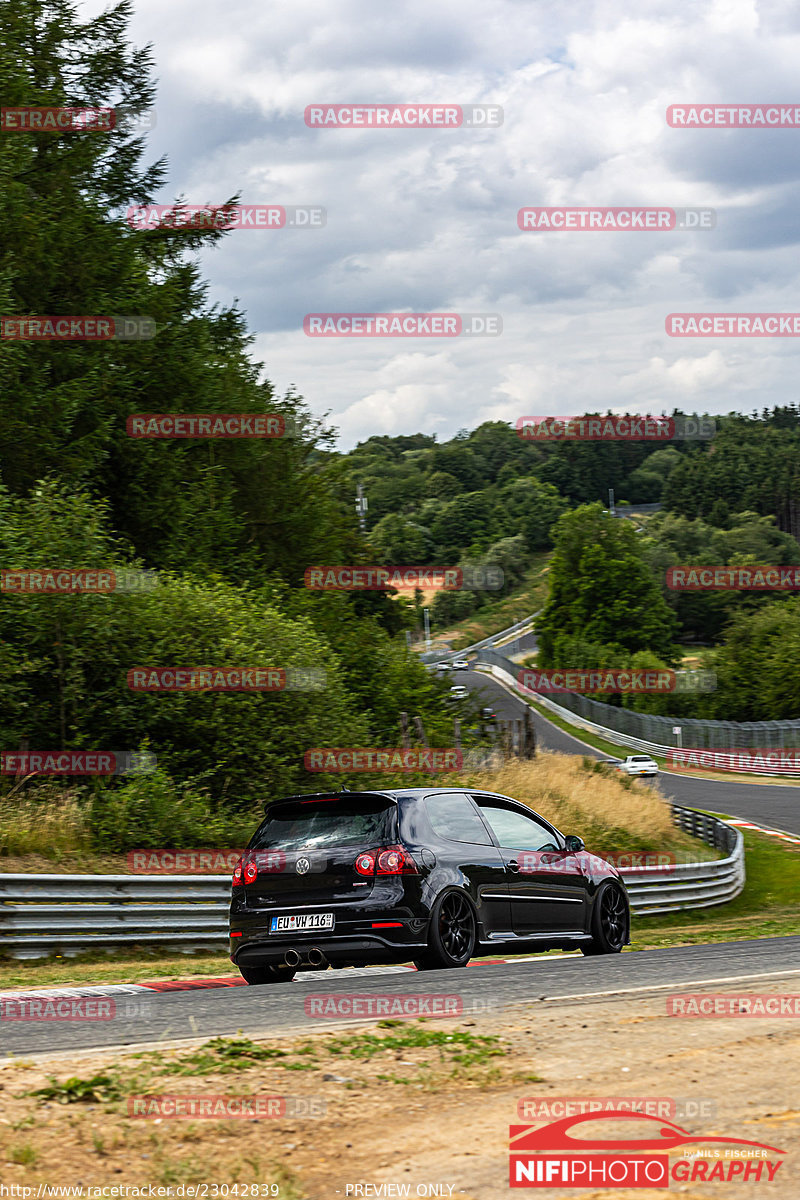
[614, 754, 659, 778]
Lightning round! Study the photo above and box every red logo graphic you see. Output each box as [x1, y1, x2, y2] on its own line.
[509, 1112, 784, 1187]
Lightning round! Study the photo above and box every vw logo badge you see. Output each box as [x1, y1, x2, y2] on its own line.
[296, 856, 311, 875]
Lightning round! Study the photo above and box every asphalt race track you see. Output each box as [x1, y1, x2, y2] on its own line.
[462, 669, 800, 834]
[3, 938, 800, 1057]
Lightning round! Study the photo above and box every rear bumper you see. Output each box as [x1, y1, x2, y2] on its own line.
[232, 932, 428, 968]
[230, 905, 428, 967]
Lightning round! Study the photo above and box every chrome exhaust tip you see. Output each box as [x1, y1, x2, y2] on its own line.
[307, 947, 326, 967]
[284, 949, 301, 967]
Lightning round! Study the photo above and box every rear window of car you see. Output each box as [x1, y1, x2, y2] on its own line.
[424, 792, 493, 845]
[249, 797, 396, 851]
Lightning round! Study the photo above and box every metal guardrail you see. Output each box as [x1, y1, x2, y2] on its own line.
[419, 612, 537, 664]
[476, 651, 800, 773]
[0, 806, 744, 957]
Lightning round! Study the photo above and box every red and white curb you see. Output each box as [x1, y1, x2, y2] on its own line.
[0, 954, 576, 1004]
[724, 817, 800, 846]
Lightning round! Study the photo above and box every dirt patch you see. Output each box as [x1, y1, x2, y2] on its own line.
[0, 984, 797, 1198]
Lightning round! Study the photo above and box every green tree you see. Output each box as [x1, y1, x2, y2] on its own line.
[536, 504, 678, 665]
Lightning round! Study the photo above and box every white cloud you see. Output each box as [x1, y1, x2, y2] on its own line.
[78, 0, 800, 446]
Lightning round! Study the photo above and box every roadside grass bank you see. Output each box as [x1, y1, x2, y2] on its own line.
[628, 825, 800, 949]
[430, 554, 551, 652]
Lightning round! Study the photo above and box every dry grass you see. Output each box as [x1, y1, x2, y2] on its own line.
[464, 752, 706, 857]
[0, 787, 91, 859]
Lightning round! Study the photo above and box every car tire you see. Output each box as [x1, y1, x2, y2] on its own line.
[581, 881, 629, 956]
[413, 889, 476, 970]
[238, 964, 297, 985]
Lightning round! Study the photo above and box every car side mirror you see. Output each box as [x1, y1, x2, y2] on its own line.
[564, 834, 585, 853]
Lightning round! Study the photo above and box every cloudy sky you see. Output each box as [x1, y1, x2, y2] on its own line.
[85, 0, 800, 447]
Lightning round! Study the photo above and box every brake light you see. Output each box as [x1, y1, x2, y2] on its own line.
[232, 857, 244, 886]
[355, 851, 376, 875]
[244, 855, 258, 884]
[354, 845, 418, 876]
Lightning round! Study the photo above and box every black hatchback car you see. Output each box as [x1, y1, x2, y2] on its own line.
[229, 787, 630, 984]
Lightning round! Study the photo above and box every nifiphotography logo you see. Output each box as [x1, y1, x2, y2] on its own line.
[508, 1111, 785, 1187]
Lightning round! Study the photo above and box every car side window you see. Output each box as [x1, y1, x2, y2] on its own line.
[424, 792, 493, 845]
[474, 801, 559, 851]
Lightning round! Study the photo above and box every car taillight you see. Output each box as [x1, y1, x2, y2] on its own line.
[376, 846, 417, 875]
[354, 846, 418, 876]
[355, 851, 376, 876]
[232, 857, 244, 886]
[244, 855, 258, 884]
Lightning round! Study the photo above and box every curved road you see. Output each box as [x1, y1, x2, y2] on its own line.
[3, 937, 800, 1057]
[460, 668, 800, 834]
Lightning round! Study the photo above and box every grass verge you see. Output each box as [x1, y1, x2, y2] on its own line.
[629, 825, 800, 949]
[434, 554, 551, 651]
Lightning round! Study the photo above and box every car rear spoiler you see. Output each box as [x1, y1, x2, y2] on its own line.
[263, 790, 397, 812]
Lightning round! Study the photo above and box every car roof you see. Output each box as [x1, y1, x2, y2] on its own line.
[268, 787, 527, 803]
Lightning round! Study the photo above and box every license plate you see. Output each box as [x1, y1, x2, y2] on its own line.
[270, 913, 334, 933]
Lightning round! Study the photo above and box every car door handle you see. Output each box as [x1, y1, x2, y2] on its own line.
[506, 859, 520, 873]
